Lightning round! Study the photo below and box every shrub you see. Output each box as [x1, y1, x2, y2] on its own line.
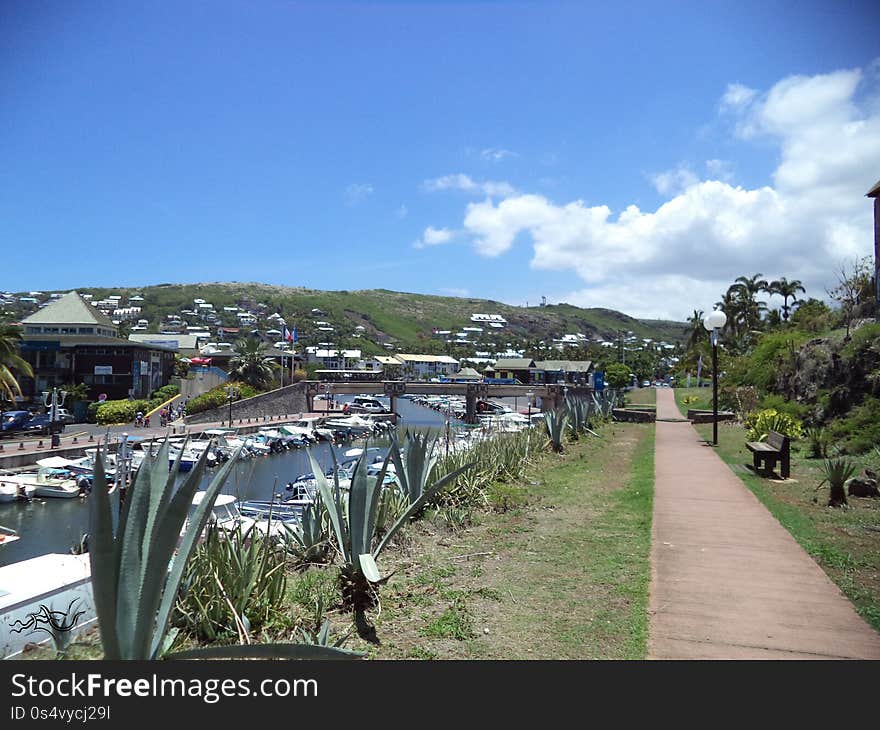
[759, 393, 809, 421]
[732, 332, 812, 392]
[803, 426, 829, 459]
[743, 408, 803, 441]
[185, 382, 259, 415]
[827, 396, 880, 454]
[150, 384, 180, 401]
[95, 399, 152, 425]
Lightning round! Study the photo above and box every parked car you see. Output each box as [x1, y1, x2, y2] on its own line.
[343, 397, 389, 414]
[24, 413, 65, 435]
[641, 380, 651, 388]
[54, 408, 75, 423]
[0, 410, 32, 438]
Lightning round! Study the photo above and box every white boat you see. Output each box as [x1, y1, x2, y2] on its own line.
[189, 492, 289, 539]
[323, 414, 379, 436]
[0, 480, 35, 503]
[279, 421, 319, 443]
[0, 553, 95, 659]
[2, 466, 83, 499]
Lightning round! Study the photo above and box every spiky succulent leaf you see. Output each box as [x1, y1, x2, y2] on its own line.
[307, 448, 349, 563]
[359, 553, 382, 583]
[166, 643, 365, 660]
[87, 449, 121, 659]
[149, 443, 243, 658]
[374, 461, 475, 557]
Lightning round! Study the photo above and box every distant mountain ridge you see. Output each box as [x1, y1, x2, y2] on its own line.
[7, 282, 687, 351]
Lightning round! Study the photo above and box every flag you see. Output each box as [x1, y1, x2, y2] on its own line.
[283, 326, 293, 343]
[292, 327, 299, 343]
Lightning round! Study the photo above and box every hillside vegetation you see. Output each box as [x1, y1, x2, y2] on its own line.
[23, 282, 687, 349]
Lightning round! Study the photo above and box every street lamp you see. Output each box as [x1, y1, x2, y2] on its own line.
[702, 308, 728, 446]
[42, 387, 67, 448]
[226, 385, 238, 427]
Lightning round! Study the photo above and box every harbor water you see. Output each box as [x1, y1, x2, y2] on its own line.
[0, 395, 464, 566]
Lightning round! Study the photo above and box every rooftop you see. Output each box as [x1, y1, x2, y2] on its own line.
[21, 291, 117, 329]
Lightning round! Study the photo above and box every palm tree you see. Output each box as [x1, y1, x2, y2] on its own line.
[0, 324, 34, 405]
[769, 277, 806, 321]
[733, 273, 770, 332]
[715, 288, 743, 341]
[686, 309, 705, 352]
[228, 338, 278, 389]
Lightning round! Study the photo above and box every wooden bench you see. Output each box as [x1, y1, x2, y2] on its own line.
[745, 430, 791, 479]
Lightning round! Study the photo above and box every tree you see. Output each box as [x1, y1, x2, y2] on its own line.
[686, 309, 705, 353]
[768, 277, 806, 322]
[228, 338, 278, 389]
[603, 362, 631, 389]
[0, 324, 33, 405]
[827, 257, 875, 338]
[732, 273, 770, 333]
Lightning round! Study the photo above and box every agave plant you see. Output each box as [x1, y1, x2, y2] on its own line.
[175, 522, 288, 642]
[819, 455, 857, 508]
[544, 409, 569, 453]
[297, 618, 358, 653]
[89, 438, 359, 660]
[565, 396, 591, 439]
[282, 497, 330, 565]
[306, 444, 473, 631]
[803, 426, 829, 459]
[391, 431, 440, 505]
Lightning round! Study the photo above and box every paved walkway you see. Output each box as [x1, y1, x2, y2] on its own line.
[648, 388, 880, 659]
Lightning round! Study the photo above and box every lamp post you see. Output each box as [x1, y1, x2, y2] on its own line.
[526, 389, 533, 423]
[226, 385, 238, 427]
[42, 387, 67, 448]
[702, 309, 728, 446]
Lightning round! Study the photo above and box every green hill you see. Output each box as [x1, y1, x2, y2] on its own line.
[8, 282, 687, 350]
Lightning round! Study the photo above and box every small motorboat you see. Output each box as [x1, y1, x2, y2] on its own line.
[0, 525, 20, 547]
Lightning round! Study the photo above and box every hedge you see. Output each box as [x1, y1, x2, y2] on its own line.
[185, 382, 259, 416]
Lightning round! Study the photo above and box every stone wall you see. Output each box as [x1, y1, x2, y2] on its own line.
[184, 382, 309, 425]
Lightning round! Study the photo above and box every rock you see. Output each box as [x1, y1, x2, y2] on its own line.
[846, 477, 880, 498]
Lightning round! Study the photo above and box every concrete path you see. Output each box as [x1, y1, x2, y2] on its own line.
[648, 388, 880, 659]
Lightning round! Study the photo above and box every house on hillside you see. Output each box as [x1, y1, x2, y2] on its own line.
[394, 353, 459, 380]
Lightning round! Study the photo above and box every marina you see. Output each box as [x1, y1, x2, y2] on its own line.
[0, 392, 525, 567]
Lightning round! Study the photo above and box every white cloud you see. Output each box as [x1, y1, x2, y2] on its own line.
[437, 63, 880, 320]
[705, 159, 734, 182]
[345, 183, 374, 205]
[720, 82, 757, 111]
[396, 205, 408, 219]
[414, 226, 456, 249]
[650, 165, 699, 195]
[480, 147, 516, 162]
[423, 173, 516, 198]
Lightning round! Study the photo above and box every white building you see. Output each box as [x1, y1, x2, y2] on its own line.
[394, 353, 460, 379]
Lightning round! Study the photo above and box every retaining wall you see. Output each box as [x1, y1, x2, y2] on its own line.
[184, 382, 309, 425]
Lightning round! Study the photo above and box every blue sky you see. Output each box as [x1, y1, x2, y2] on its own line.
[2, 1, 879, 319]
